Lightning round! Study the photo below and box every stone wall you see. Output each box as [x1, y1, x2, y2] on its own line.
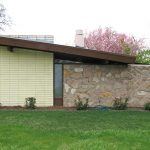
[128, 65, 150, 107]
[63, 64, 150, 107]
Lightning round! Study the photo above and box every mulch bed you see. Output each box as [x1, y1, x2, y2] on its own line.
[0, 106, 76, 111]
[0, 106, 147, 111]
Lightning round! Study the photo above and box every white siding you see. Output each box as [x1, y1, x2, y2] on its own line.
[0, 46, 53, 107]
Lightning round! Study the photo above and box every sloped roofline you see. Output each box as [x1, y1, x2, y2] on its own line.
[0, 36, 136, 64]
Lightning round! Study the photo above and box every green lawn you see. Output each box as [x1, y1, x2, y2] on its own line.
[0, 110, 149, 150]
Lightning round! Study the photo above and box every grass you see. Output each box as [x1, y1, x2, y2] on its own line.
[0, 110, 149, 150]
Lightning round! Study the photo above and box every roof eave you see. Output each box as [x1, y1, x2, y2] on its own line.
[0, 37, 136, 64]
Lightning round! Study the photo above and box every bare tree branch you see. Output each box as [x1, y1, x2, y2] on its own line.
[0, 4, 11, 31]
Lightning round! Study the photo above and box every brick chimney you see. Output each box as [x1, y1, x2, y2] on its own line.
[74, 30, 84, 48]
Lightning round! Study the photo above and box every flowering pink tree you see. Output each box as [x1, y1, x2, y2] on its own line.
[85, 27, 144, 55]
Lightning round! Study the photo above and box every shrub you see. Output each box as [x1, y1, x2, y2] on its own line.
[25, 97, 36, 109]
[112, 97, 129, 110]
[136, 50, 150, 64]
[74, 96, 89, 110]
[144, 102, 150, 111]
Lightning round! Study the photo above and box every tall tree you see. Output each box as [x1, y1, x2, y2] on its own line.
[0, 4, 10, 31]
[85, 27, 144, 55]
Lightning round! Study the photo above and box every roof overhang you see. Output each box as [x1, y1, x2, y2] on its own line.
[0, 37, 136, 64]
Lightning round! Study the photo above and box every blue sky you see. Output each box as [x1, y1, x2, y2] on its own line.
[1, 0, 150, 46]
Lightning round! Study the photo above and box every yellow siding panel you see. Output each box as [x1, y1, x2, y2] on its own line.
[0, 46, 53, 106]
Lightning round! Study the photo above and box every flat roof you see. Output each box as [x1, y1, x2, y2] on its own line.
[1, 35, 54, 43]
[0, 36, 136, 64]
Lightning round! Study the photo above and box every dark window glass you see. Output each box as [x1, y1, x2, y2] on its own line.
[54, 64, 63, 98]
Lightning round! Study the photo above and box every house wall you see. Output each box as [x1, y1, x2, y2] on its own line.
[63, 64, 150, 107]
[0, 46, 53, 107]
[128, 64, 150, 107]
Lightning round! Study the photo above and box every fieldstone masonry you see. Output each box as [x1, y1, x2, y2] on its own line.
[63, 64, 150, 107]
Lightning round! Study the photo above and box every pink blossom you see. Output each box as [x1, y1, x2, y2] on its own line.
[85, 27, 144, 55]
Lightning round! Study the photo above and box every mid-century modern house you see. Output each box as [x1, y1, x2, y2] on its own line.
[0, 36, 149, 107]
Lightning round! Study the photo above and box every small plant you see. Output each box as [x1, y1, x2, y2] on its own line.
[112, 97, 129, 110]
[144, 102, 150, 111]
[25, 97, 36, 109]
[74, 96, 89, 110]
